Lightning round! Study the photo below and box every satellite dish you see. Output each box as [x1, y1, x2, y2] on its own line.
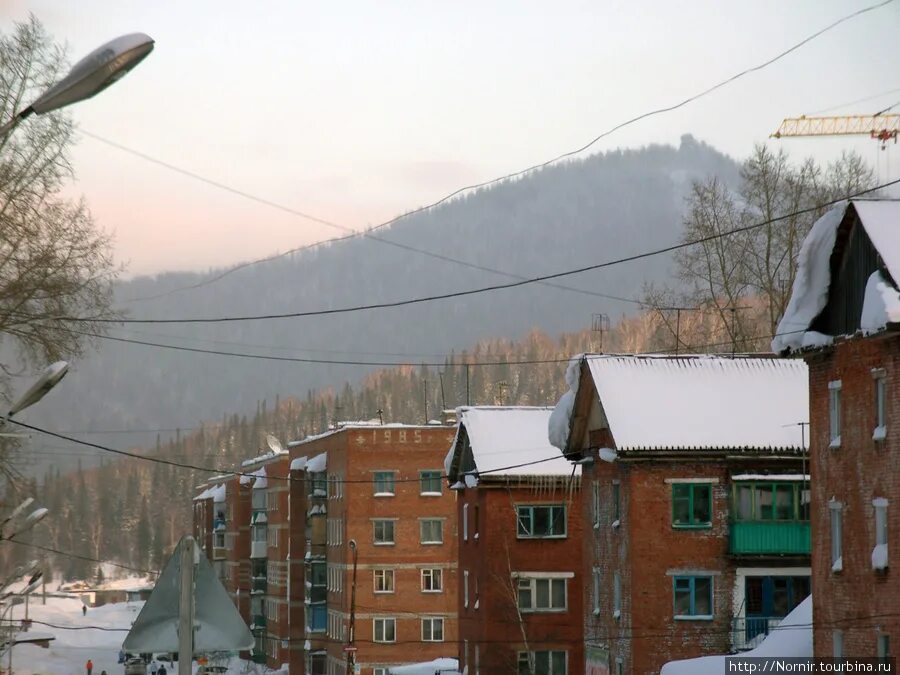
[266, 434, 284, 453]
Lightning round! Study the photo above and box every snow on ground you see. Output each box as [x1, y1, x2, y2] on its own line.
[11, 594, 275, 675]
[11, 595, 141, 675]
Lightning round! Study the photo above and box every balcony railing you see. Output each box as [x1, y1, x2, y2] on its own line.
[729, 521, 810, 556]
[732, 616, 784, 651]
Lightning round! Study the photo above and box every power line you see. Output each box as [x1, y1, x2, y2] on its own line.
[808, 85, 900, 115]
[44, 181, 900, 325]
[98, 0, 893, 304]
[7, 539, 157, 575]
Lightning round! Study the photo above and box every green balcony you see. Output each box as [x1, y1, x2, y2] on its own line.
[729, 521, 810, 556]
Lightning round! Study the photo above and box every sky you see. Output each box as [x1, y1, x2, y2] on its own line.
[2, 0, 899, 277]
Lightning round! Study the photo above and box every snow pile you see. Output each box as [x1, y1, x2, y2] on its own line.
[660, 595, 812, 675]
[251, 467, 267, 490]
[451, 406, 578, 479]
[290, 455, 308, 471]
[210, 483, 226, 503]
[388, 657, 460, 674]
[872, 543, 889, 570]
[548, 355, 583, 451]
[860, 270, 900, 333]
[306, 452, 327, 473]
[772, 203, 846, 353]
[598, 448, 618, 463]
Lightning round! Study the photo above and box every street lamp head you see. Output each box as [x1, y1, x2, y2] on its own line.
[8, 361, 68, 417]
[30, 33, 154, 115]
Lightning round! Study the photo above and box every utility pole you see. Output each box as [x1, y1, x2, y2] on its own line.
[465, 365, 470, 406]
[423, 378, 428, 425]
[438, 372, 447, 412]
[177, 536, 195, 675]
[346, 540, 359, 675]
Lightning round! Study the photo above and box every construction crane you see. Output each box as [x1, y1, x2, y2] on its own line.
[771, 114, 899, 147]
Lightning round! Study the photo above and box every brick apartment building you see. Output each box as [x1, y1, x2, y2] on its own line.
[445, 406, 584, 675]
[193, 423, 459, 674]
[772, 199, 900, 660]
[551, 354, 811, 675]
[192, 477, 227, 583]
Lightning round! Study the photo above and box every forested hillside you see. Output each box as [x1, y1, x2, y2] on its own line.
[16, 136, 739, 477]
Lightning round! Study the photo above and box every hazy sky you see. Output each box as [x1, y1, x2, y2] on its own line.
[3, 0, 899, 276]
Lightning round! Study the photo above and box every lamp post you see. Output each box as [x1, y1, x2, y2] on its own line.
[0, 361, 69, 439]
[0, 33, 154, 139]
[1, 568, 43, 672]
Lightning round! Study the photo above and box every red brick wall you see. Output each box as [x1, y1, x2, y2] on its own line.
[458, 478, 584, 674]
[265, 456, 292, 669]
[807, 334, 900, 658]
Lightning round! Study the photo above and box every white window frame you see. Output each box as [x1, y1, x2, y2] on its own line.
[373, 470, 396, 497]
[830, 499, 843, 572]
[420, 518, 444, 545]
[373, 617, 396, 643]
[873, 497, 889, 570]
[592, 480, 601, 529]
[373, 519, 396, 545]
[421, 617, 444, 642]
[833, 629, 844, 657]
[463, 570, 469, 609]
[517, 576, 568, 613]
[592, 567, 601, 616]
[267, 527, 279, 548]
[829, 380, 842, 447]
[422, 568, 443, 593]
[517, 651, 567, 675]
[463, 503, 469, 541]
[374, 568, 395, 594]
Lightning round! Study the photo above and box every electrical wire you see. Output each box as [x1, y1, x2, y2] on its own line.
[98, 0, 894, 304]
[807, 85, 900, 116]
[45, 179, 900, 325]
[6, 539, 157, 576]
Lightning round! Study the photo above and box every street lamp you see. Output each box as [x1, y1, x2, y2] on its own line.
[0, 32, 154, 139]
[6, 361, 69, 419]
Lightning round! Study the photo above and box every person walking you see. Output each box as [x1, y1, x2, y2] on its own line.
[82, 604, 87, 616]
[157, 664, 167, 675]
[85, 659, 93, 675]
[150, 659, 159, 675]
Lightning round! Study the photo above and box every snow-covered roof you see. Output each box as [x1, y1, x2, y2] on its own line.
[290, 455, 308, 471]
[660, 595, 811, 675]
[773, 200, 900, 352]
[240, 449, 288, 468]
[551, 355, 809, 453]
[447, 406, 579, 480]
[306, 452, 327, 473]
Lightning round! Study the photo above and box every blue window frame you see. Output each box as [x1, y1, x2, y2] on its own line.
[673, 576, 713, 618]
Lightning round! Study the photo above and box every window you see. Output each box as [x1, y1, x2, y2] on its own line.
[673, 576, 713, 619]
[615, 659, 624, 675]
[463, 570, 469, 609]
[672, 483, 712, 528]
[517, 505, 566, 538]
[267, 527, 279, 548]
[420, 470, 442, 494]
[374, 670, 387, 675]
[592, 568, 600, 615]
[374, 519, 395, 545]
[422, 617, 444, 642]
[517, 576, 567, 612]
[592, 480, 601, 528]
[266, 491, 278, 511]
[612, 481, 621, 524]
[874, 369, 887, 440]
[252, 489, 266, 511]
[307, 604, 326, 632]
[422, 568, 443, 592]
[420, 519, 443, 544]
[830, 500, 843, 572]
[473, 505, 480, 539]
[833, 630, 844, 658]
[733, 482, 806, 521]
[463, 504, 469, 541]
[878, 633, 890, 660]
[373, 618, 396, 643]
[374, 568, 395, 593]
[373, 471, 395, 496]
[873, 498, 889, 570]
[517, 651, 567, 675]
[613, 571, 621, 618]
[252, 524, 266, 543]
[829, 380, 842, 446]
[475, 645, 480, 675]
